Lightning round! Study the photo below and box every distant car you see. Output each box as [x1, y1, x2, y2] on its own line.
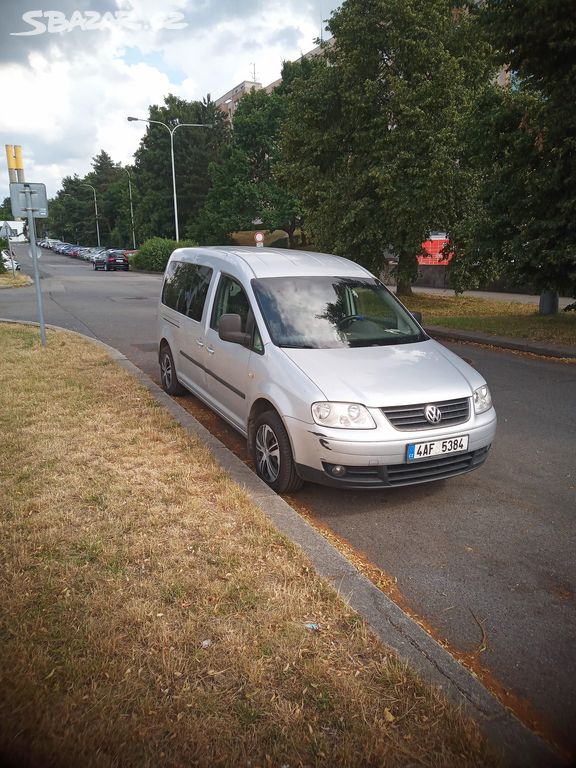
[1, 250, 20, 271]
[93, 249, 130, 271]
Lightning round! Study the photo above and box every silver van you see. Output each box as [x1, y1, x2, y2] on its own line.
[158, 247, 496, 492]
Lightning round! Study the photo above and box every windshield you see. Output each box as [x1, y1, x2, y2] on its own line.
[252, 276, 427, 349]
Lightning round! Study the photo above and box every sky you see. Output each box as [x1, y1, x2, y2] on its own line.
[0, 0, 340, 204]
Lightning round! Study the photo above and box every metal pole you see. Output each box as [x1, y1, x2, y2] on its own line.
[127, 117, 211, 243]
[24, 185, 46, 346]
[169, 129, 179, 241]
[125, 169, 136, 249]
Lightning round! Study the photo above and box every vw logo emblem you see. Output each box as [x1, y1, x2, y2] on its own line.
[424, 404, 442, 424]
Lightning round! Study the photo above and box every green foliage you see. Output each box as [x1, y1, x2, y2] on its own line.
[194, 64, 313, 247]
[452, 0, 576, 297]
[0, 197, 12, 220]
[133, 94, 230, 241]
[281, 0, 495, 294]
[46, 151, 133, 248]
[191, 146, 258, 244]
[131, 237, 197, 272]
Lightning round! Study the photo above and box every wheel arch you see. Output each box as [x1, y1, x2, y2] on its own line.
[248, 398, 300, 457]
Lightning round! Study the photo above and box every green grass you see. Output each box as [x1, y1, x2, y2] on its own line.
[403, 293, 576, 346]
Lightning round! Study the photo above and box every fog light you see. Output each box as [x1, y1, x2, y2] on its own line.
[330, 465, 347, 477]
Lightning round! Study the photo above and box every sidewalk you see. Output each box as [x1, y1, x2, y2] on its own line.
[413, 285, 574, 310]
[424, 324, 576, 360]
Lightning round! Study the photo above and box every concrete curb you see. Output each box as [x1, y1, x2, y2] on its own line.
[0, 319, 568, 768]
[425, 325, 576, 360]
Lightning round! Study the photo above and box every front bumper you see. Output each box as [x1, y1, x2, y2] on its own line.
[287, 408, 497, 489]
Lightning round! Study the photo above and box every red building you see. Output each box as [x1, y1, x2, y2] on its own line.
[418, 232, 452, 266]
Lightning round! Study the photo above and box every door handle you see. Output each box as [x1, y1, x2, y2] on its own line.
[196, 339, 204, 347]
[207, 346, 215, 355]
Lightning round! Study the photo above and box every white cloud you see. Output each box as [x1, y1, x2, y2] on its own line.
[0, 0, 340, 203]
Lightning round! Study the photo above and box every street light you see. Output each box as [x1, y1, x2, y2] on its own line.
[124, 168, 136, 249]
[127, 116, 211, 241]
[81, 183, 100, 247]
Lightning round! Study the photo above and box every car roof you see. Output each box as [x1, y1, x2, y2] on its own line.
[170, 246, 373, 280]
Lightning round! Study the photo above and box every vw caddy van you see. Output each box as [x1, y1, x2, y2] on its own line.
[158, 247, 496, 493]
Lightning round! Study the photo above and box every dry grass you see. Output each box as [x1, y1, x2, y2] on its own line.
[403, 293, 576, 346]
[0, 324, 499, 768]
[0, 272, 32, 289]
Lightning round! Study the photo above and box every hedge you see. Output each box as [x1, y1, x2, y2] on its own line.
[131, 237, 197, 272]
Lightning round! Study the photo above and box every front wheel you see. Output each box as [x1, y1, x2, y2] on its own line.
[252, 411, 303, 493]
[159, 344, 186, 396]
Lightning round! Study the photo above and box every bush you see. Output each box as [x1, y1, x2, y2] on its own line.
[131, 237, 197, 272]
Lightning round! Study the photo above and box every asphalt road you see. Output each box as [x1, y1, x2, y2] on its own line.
[3, 244, 576, 758]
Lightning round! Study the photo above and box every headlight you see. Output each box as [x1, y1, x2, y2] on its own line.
[311, 402, 376, 429]
[473, 385, 492, 414]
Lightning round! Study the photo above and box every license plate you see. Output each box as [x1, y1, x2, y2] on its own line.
[115, 259, 124, 263]
[407, 435, 469, 462]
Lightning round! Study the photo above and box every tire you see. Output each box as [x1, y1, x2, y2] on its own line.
[159, 344, 186, 396]
[105, 263, 110, 271]
[252, 411, 303, 493]
[92, 262, 97, 270]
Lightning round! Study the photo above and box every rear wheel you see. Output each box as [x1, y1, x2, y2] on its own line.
[252, 411, 303, 493]
[159, 344, 186, 396]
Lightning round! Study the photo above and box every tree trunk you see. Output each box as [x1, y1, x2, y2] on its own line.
[285, 225, 296, 249]
[396, 277, 414, 297]
[395, 251, 418, 297]
[539, 290, 559, 315]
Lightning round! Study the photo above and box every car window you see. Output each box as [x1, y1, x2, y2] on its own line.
[162, 262, 213, 321]
[210, 274, 263, 353]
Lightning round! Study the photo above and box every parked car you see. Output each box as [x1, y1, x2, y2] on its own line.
[158, 247, 497, 493]
[93, 249, 130, 271]
[85, 247, 105, 263]
[1, 250, 20, 271]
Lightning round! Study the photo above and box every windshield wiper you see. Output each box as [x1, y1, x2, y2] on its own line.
[279, 343, 316, 349]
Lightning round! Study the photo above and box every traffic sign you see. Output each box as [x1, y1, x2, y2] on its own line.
[10, 182, 48, 218]
[254, 231, 264, 248]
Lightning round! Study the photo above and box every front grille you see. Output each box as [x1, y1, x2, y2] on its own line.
[322, 446, 489, 488]
[382, 397, 470, 431]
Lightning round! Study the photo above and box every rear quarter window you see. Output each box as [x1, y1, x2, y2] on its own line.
[162, 262, 213, 321]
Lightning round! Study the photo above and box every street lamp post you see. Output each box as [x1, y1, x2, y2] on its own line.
[81, 183, 100, 247]
[127, 116, 211, 241]
[124, 168, 136, 249]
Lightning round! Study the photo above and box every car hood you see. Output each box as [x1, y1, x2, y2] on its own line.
[280, 339, 485, 407]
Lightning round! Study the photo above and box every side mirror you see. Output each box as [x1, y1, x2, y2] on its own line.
[218, 313, 249, 345]
[410, 311, 423, 324]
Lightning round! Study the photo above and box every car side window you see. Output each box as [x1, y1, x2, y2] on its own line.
[211, 275, 263, 353]
[162, 262, 213, 321]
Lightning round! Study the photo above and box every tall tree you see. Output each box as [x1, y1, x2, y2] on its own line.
[0, 197, 12, 220]
[282, 0, 494, 295]
[452, 0, 576, 301]
[193, 61, 312, 247]
[133, 95, 229, 241]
